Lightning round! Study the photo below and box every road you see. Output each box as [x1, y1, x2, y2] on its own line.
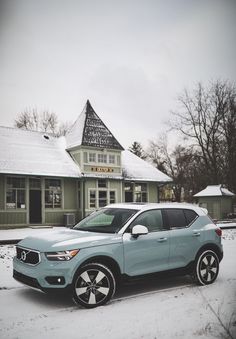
[0, 233, 235, 339]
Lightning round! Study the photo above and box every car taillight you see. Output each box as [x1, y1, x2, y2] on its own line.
[215, 228, 222, 237]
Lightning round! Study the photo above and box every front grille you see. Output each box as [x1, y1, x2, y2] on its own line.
[16, 246, 41, 265]
[13, 270, 41, 289]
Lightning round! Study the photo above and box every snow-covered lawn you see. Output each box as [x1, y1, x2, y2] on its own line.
[0, 230, 235, 339]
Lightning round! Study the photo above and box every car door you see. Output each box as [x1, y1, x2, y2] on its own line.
[165, 208, 201, 269]
[122, 209, 170, 276]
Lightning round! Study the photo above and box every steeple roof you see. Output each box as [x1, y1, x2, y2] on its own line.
[66, 100, 124, 150]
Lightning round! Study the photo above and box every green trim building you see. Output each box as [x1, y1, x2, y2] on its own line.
[0, 101, 172, 228]
[194, 185, 235, 220]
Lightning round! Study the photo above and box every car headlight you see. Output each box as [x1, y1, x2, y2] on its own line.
[45, 249, 79, 261]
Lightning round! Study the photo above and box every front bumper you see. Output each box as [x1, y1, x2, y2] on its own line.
[13, 253, 78, 291]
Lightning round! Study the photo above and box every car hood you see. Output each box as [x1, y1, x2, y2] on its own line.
[17, 229, 122, 252]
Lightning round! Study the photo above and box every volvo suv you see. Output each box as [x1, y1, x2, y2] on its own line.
[13, 203, 223, 308]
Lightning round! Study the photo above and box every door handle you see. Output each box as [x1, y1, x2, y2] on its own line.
[193, 232, 200, 237]
[157, 237, 167, 242]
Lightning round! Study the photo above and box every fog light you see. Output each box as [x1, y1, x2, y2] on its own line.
[45, 276, 65, 285]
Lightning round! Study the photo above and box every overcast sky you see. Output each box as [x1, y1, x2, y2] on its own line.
[0, 0, 235, 148]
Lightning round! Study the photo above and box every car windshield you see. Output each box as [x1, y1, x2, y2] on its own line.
[73, 208, 138, 233]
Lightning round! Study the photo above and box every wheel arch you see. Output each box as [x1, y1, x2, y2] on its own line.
[195, 243, 222, 262]
[76, 255, 122, 282]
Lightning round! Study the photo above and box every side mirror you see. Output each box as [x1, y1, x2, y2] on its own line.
[131, 225, 148, 238]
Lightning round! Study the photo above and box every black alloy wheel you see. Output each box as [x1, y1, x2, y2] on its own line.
[195, 250, 219, 285]
[73, 263, 116, 308]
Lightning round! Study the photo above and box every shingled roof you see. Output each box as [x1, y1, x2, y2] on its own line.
[66, 100, 124, 150]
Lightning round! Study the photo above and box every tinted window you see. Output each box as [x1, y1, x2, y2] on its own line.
[130, 209, 164, 232]
[184, 209, 198, 225]
[166, 209, 187, 228]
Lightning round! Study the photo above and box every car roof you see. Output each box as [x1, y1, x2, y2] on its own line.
[105, 202, 207, 215]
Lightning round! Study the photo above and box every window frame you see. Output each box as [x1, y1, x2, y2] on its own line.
[44, 178, 62, 209]
[163, 208, 199, 230]
[88, 184, 117, 210]
[134, 183, 148, 203]
[124, 182, 148, 203]
[127, 209, 168, 233]
[6, 176, 26, 210]
[109, 154, 115, 164]
[88, 153, 96, 163]
[98, 153, 107, 163]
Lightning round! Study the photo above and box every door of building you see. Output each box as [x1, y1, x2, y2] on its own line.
[29, 190, 42, 224]
[29, 178, 42, 224]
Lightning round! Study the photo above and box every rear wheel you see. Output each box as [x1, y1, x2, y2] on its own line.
[73, 263, 116, 308]
[194, 250, 219, 285]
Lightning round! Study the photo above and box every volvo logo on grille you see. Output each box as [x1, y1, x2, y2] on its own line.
[20, 251, 27, 261]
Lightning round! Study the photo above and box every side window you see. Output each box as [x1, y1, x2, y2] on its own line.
[184, 209, 198, 225]
[165, 209, 187, 228]
[130, 209, 164, 232]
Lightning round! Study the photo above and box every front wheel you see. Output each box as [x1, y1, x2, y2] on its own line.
[194, 250, 219, 285]
[72, 263, 116, 308]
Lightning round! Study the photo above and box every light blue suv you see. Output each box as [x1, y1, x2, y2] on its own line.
[13, 203, 223, 308]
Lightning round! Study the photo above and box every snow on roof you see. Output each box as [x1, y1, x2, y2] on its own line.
[0, 127, 172, 183]
[194, 185, 234, 197]
[65, 104, 86, 150]
[122, 150, 172, 183]
[66, 100, 124, 150]
[0, 126, 81, 178]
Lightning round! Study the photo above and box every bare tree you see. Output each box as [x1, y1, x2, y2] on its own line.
[147, 139, 167, 173]
[15, 108, 72, 137]
[171, 80, 236, 192]
[147, 137, 206, 202]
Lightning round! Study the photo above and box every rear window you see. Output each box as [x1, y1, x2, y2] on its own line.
[184, 209, 198, 225]
[165, 208, 198, 229]
[166, 209, 187, 228]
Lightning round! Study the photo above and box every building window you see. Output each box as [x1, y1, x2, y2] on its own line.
[98, 179, 107, 188]
[124, 183, 148, 203]
[117, 155, 121, 166]
[98, 154, 107, 163]
[109, 191, 116, 204]
[89, 153, 96, 162]
[99, 191, 107, 207]
[83, 152, 88, 163]
[109, 155, 115, 164]
[89, 190, 96, 208]
[6, 177, 26, 209]
[124, 183, 133, 202]
[134, 183, 147, 202]
[45, 179, 62, 208]
[89, 182, 116, 209]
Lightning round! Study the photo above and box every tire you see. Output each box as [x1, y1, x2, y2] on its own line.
[72, 263, 116, 308]
[194, 250, 219, 285]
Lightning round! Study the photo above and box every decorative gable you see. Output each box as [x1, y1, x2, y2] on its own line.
[66, 100, 124, 151]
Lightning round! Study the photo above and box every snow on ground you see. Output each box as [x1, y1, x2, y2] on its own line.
[0, 230, 235, 339]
